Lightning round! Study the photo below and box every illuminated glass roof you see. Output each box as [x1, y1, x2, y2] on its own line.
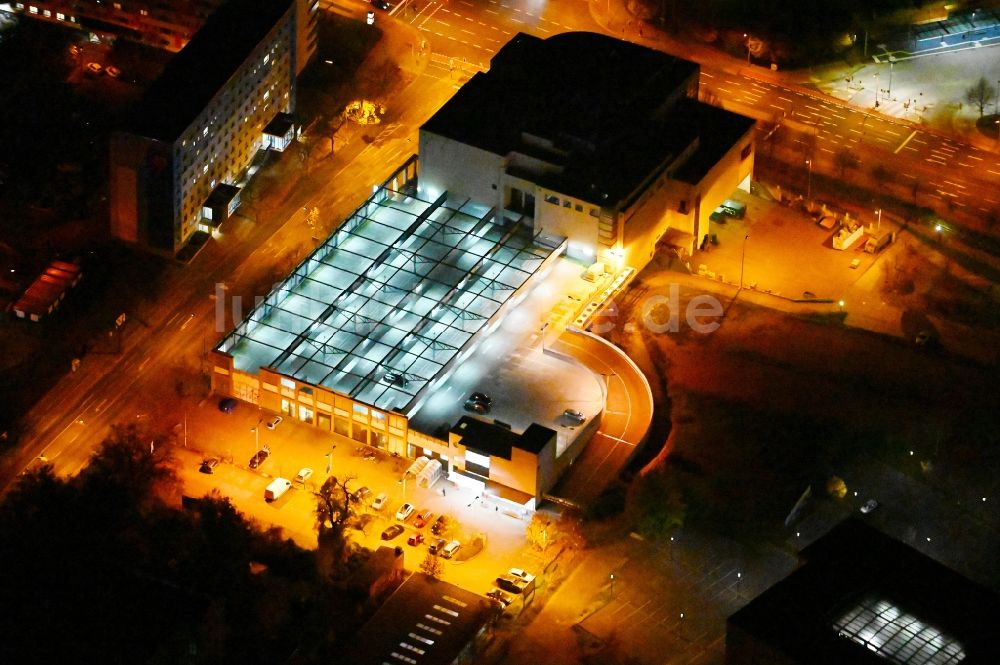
[834, 596, 966, 665]
[217, 184, 554, 413]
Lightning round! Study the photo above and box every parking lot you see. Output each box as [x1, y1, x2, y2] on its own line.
[174, 396, 549, 595]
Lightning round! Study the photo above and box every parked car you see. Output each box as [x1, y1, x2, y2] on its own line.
[860, 499, 879, 514]
[105, 65, 121, 78]
[218, 397, 238, 413]
[381, 524, 405, 541]
[85, 61, 102, 75]
[428, 537, 446, 554]
[563, 409, 585, 424]
[413, 509, 434, 528]
[248, 446, 270, 469]
[372, 492, 389, 511]
[353, 486, 373, 503]
[266, 415, 282, 430]
[396, 502, 415, 521]
[469, 392, 493, 406]
[407, 532, 424, 546]
[294, 467, 313, 484]
[464, 399, 489, 414]
[366, 9, 375, 24]
[496, 573, 528, 594]
[486, 588, 513, 607]
[440, 540, 461, 559]
[264, 478, 292, 502]
[199, 457, 219, 474]
[508, 567, 535, 583]
[431, 515, 449, 535]
[372, 0, 390, 9]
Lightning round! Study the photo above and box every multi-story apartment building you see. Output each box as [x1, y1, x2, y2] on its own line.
[6, 0, 316, 70]
[109, 0, 299, 255]
[419, 31, 756, 273]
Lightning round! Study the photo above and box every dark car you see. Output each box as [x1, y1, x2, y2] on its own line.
[372, 0, 390, 9]
[428, 537, 446, 554]
[199, 457, 220, 474]
[218, 397, 238, 413]
[431, 514, 449, 535]
[496, 574, 527, 594]
[486, 588, 513, 607]
[248, 446, 270, 469]
[469, 392, 492, 406]
[463, 399, 489, 414]
[381, 524, 405, 541]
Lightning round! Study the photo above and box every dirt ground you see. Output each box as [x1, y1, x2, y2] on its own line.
[610, 273, 997, 543]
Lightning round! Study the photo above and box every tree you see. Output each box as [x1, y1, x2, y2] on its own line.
[869, 162, 894, 188]
[626, 467, 685, 539]
[314, 474, 358, 530]
[965, 77, 996, 117]
[833, 147, 861, 177]
[78, 423, 177, 510]
[419, 552, 444, 579]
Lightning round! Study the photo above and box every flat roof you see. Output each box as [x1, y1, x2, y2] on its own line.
[216, 186, 555, 414]
[347, 573, 490, 665]
[728, 519, 1000, 664]
[421, 32, 751, 206]
[122, 0, 293, 142]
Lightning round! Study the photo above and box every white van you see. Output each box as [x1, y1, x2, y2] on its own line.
[265, 478, 292, 502]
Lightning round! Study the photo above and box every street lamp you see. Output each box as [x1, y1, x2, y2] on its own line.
[609, 573, 615, 599]
[887, 57, 895, 100]
[739, 234, 750, 290]
[737, 571, 742, 598]
[805, 159, 812, 200]
[743, 33, 751, 65]
[875, 208, 882, 230]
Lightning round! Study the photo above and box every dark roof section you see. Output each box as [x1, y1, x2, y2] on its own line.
[421, 32, 750, 206]
[122, 0, 293, 141]
[671, 98, 755, 184]
[451, 416, 517, 460]
[348, 573, 490, 665]
[727, 519, 1000, 664]
[451, 417, 556, 459]
[519, 423, 556, 454]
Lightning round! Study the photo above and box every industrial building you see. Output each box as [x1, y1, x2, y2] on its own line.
[419, 31, 756, 274]
[212, 33, 753, 508]
[727, 519, 1000, 664]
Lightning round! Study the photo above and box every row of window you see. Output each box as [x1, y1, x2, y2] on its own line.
[543, 194, 600, 217]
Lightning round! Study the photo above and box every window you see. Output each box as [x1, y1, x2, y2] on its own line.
[678, 200, 688, 214]
[42, 9, 50, 16]
[589, 208, 599, 217]
[280, 377, 296, 389]
[575, 204, 583, 212]
[544, 194, 559, 205]
[563, 200, 571, 208]
[740, 143, 752, 160]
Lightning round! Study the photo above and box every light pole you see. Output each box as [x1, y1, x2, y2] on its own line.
[251, 418, 262, 454]
[875, 208, 882, 230]
[609, 573, 615, 599]
[873, 71, 879, 107]
[805, 159, 812, 200]
[737, 571, 742, 598]
[887, 57, 895, 100]
[743, 33, 751, 65]
[739, 234, 750, 289]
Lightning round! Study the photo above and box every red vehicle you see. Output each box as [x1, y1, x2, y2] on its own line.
[413, 510, 434, 529]
[407, 532, 424, 546]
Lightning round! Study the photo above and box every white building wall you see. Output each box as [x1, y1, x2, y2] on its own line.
[418, 130, 503, 209]
[534, 189, 602, 262]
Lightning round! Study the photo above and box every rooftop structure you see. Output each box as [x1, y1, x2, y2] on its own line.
[419, 32, 756, 269]
[726, 519, 1000, 664]
[216, 170, 557, 417]
[348, 573, 491, 665]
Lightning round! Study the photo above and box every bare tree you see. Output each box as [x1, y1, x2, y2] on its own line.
[419, 552, 444, 579]
[965, 77, 997, 117]
[315, 473, 358, 530]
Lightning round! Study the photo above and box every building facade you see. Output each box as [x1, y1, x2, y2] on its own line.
[419, 32, 755, 273]
[110, 0, 297, 255]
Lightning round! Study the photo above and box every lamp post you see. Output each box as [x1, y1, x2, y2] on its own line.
[609, 573, 615, 599]
[805, 159, 812, 201]
[875, 208, 882, 230]
[739, 234, 750, 290]
[737, 571, 742, 598]
[251, 418, 262, 454]
[887, 57, 895, 100]
[743, 33, 751, 65]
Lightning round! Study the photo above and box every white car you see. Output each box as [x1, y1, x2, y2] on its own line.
[372, 492, 389, 511]
[266, 415, 283, 430]
[508, 567, 535, 583]
[294, 467, 313, 484]
[440, 540, 461, 559]
[563, 409, 585, 424]
[860, 499, 879, 514]
[366, 9, 375, 24]
[396, 502, 415, 521]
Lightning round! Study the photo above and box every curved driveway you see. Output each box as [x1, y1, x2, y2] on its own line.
[548, 328, 654, 505]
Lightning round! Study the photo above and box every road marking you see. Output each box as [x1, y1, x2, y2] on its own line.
[893, 130, 917, 154]
[820, 147, 834, 153]
[957, 162, 974, 168]
[848, 128, 862, 134]
[988, 169, 1000, 176]
[769, 104, 784, 110]
[902, 172, 917, 179]
[138, 357, 151, 372]
[942, 180, 967, 189]
[967, 155, 984, 161]
[717, 87, 733, 94]
[777, 95, 793, 102]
